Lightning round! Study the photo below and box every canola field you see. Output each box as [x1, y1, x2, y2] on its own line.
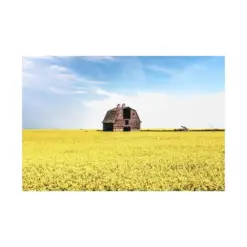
[22, 130, 225, 191]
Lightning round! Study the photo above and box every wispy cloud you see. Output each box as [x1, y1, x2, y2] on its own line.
[49, 87, 87, 95]
[83, 80, 107, 85]
[50, 65, 69, 72]
[81, 56, 117, 62]
[53, 72, 80, 81]
[94, 88, 119, 97]
[145, 62, 209, 92]
[22, 72, 34, 78]
[146, 63, 206, 77]
[22, 57, 107, 94]
[22, 58, 34, 69]
[146, 65, 177, 76]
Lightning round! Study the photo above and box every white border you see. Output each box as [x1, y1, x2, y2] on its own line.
[1, 0, 247, 247]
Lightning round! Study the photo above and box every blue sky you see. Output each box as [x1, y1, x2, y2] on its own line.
[22, 56, 225, 129]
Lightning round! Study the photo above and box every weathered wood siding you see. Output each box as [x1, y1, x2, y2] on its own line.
[113, 109, 124, 130]
[129, 109, 141, 130]
[113, 108, 141, 131]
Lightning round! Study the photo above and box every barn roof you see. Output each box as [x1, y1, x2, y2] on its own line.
[102, 109, 118, 123]
[102, 105, 141, 123]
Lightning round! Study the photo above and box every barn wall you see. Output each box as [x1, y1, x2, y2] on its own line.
[113, 108, 141, 131]
[113, 127, 123, 131]
[129, 109, 141, 130]
[114, 109, 124, 130]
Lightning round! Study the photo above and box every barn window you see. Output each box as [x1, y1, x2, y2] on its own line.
[125, 120, 129, 125]
[123, 108, 131, 119]
[132, 113, 135, 115]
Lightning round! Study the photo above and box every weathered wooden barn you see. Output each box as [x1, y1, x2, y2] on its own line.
[102, 103, 141, 131]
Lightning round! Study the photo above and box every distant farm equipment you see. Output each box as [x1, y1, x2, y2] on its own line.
[174, 126, 189, 131]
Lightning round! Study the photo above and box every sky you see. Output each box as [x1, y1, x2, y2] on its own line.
[22, 56, 225, 129]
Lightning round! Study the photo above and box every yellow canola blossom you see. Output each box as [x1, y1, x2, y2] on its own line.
[22, 130, 225, 191]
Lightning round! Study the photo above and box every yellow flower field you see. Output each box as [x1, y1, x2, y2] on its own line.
[22, 130, 225, 191]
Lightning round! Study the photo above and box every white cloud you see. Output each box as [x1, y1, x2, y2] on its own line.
[84, 80, 107, 85]
[146, 65, 177, 76]
[49, 87, 87, 95]
[147, 63, 206, 77]
[22, 72, 34, 78]
[94, 88, 118, 97]
[22, 57, 106, 93]
[81, 56, 117, 62]
[22, 58, 34, 69]
[23, 85, 224, 129]
[74, 90, 87, 94]
[81, 90, 225, 129]
[54, 73, 80, 81]
[50, 65, 69, 72]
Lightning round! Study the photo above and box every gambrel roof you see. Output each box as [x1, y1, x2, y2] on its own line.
[102, 106, 141, 124]
[102, 109, 118, 123]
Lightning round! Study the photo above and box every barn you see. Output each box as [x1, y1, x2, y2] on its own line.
[102, 103, 141, 131]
